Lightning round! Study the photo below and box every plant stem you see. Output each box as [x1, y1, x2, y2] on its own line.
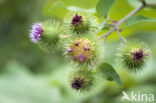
[97, 1, 146, 42]
[116, 27, 126, 44]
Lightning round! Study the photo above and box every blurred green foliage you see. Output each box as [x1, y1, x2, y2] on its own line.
[0, 0, 156, 103]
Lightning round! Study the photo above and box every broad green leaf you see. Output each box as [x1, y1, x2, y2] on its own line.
[102, 26, 110, 31]
[127, 0, 142, 7]
[98, 63, 121, 85]
[62, 0, 98, 9]
[44, 1, 68, 19]
[110, 0, 156, 20]
[110, 0, 133, 20]
[96, 0, 115, 18]
[44, 0, 98, 19]
[127, 0, 156, 9]
[145, 0, 156, 10]
[126, 15, 156, 26]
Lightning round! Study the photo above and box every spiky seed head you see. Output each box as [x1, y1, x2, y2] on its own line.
[62, 12, 98, 36]
[116, 39, 150, 72]
[30, 20, 61, 53]
[68, 68, 95, 92]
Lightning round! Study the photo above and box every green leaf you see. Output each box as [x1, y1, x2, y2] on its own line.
[62, 0, 99, 9]
[96, 0, 115, 18]
[102, 26, 110, 31]
[127, 0, 142, 7]
[98, 63, 121, 85]
[145, 0, 156, 12]
[110, 0, 156, 20]
[127, 0, 156, 9]
[44, 1, 69, 19]
[126, 15, 156, 26]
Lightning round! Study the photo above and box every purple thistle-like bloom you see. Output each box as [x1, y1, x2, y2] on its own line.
[84, 57, 88, 64]
[83, 46, 90, 51]
[71, 77, 84, 90]
[72, 14, 83, 26]
[71, 56, 76, 61]
[78, 54, 88, 62]
[30, 23, 43, 43]
[68, 47, 73, 53]
[74, 42, 80, 46]
[132, 50, 144, 62]
[78, 54, 84, 62]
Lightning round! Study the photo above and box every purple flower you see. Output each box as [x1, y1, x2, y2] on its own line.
[132, 50, 144, 62]
[78, 54, 84, 62]
[74, 42, 80, 46]
[71, 77, 84, 90]
[30, 23, 43, 43]
[83, 46, 90, 51]
[71, 56, 76, 61]
[78, 54, 88, 62]
[145, 54, 150, 56]
[72, 14, 83, 26]
[84, 57, 88, 63]
[68, 47, 73, 53]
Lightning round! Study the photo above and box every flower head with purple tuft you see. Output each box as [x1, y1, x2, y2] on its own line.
[67, 38, 94, 63]
[72, 14, 83, 26]
[30, 23, 43, 43]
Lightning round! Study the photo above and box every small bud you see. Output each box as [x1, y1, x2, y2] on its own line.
[29, 20, 61, 53]
[116, 39, 151, 72]
[68, 68, 95, 92]
[62, 12, 98, 36]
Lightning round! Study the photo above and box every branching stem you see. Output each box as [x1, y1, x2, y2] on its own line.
[97, 0, 148, 44]
[116, 27, 126, 44]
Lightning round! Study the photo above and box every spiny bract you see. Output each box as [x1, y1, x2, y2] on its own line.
[116, 39, 150, 72]
[62, 12, 98, 37]
[68, 67, 95, 92]
[30, 20, 61, 53]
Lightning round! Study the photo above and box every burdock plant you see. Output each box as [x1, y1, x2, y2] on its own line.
[29, 0, 154, 93]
